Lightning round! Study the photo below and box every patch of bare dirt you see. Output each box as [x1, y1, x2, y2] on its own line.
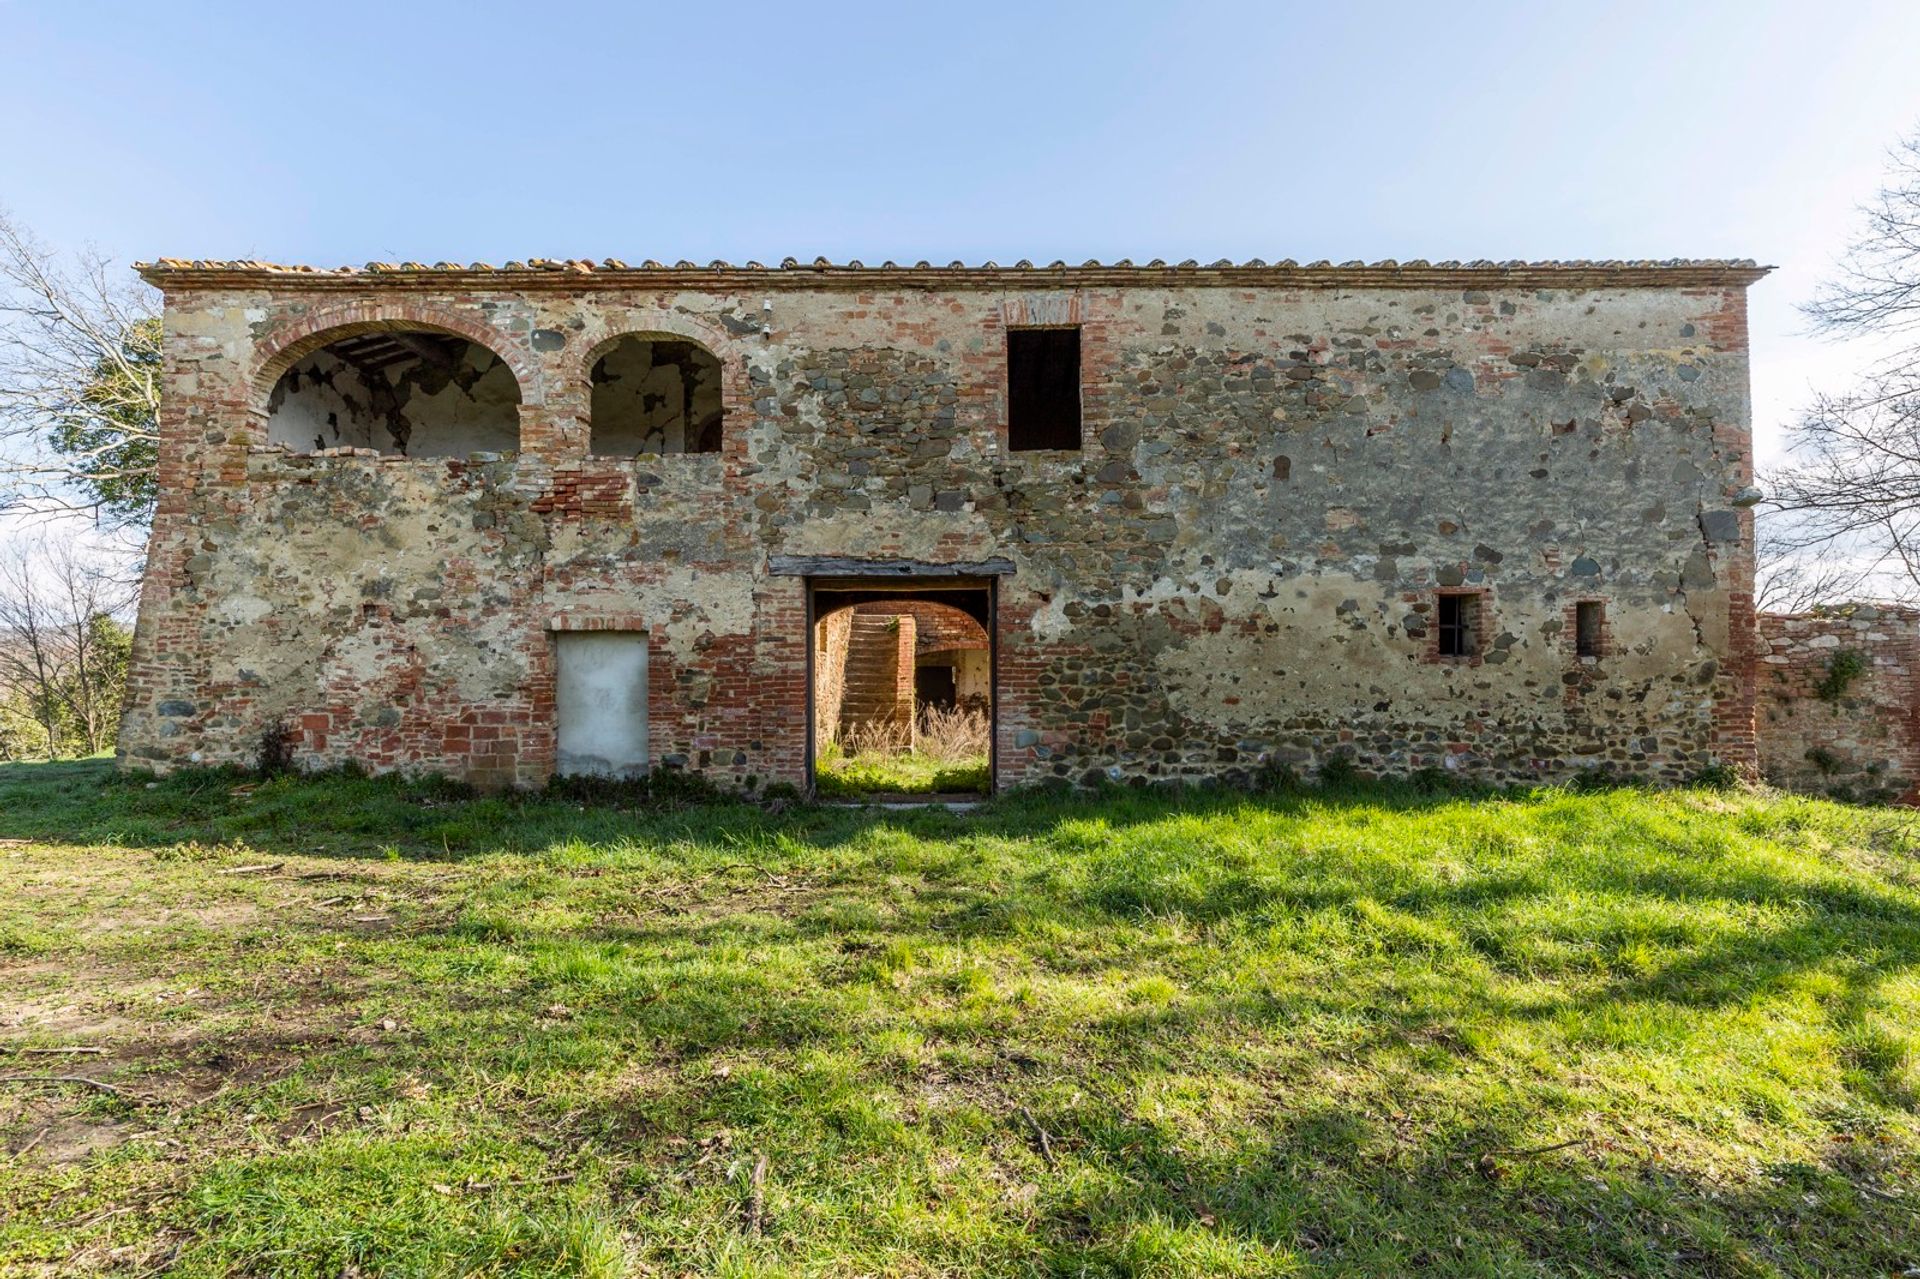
[6, 1106, 137, 1167]
[596, 870, 828, 933]
[3, 950, 391, 1116]
[0, 963, 147, 1042]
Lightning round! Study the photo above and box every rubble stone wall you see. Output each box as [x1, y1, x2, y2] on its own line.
[1757, 607, 1920, 803]
[120, 265, 1762, 792]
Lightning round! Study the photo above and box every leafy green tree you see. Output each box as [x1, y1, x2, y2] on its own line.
[46, 317, 162, 523]
[0, 540, 135, 758]
[0, 211, 161, 526]
[0, 683, 45, 761]
[73, 611, 132, 753]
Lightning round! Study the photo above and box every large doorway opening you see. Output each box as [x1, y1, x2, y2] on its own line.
[809, 577, 995, 800]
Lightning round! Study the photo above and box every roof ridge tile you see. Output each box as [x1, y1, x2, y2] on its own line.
[133, 256, 1775, 288]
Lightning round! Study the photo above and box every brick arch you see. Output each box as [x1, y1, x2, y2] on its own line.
[582, 323, 736, 455]
[250, 303, 541, 409]
[817, 598, 992, 648]
[580, 314, 736, 375]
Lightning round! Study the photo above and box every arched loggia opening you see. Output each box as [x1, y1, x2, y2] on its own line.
[264, 327, 523, 457]
[589, 335, 723, 455]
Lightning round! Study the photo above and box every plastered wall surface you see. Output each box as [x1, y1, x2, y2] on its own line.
[120, 261, 1764, 792]
[589, 338, 723, 455]
[942, 648, 991, 705]
[267, 342, 521, 456]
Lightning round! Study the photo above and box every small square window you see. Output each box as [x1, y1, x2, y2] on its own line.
[1575, 601, 1604, 658]
[1007, 328, 1081, 451]
[1437, 593, 1476, 658]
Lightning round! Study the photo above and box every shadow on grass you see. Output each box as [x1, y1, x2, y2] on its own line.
[0, 756, 1490, 858]
[6, 758, 1920, 1273]
[1002, 1096, 1914, 1275]
[0, 757, 1252, 865]
[11, 758, 1920, 1022]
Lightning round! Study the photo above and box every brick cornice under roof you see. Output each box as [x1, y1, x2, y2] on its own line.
[135, 256, 1773, 292]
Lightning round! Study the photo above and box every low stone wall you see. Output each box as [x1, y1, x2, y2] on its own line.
[1757, 607, 1920, 803]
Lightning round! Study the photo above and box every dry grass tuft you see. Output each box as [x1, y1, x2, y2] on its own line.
[841, 719, 912, 756]
[915, 705, 989, 763]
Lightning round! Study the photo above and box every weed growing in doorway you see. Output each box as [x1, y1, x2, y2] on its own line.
[816, 706, 990, 796]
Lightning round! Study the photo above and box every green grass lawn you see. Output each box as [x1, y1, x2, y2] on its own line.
[813, 743, 990, 797]
[1, 760, 1917, 1277]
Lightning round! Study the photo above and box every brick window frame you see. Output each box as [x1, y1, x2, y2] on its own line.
[246, 305, 541, 458]
[1004, 326, 1083, 452]
[991, 294, 1101, 458]
[538, 613, 671, 774]
[541, 614, 658, 706]
[542, 617, 656, 781]
[577, 327, 736, 460]
[252, 306, 542, 409]
[1425, 587, 1492, 666]
[537, 615, 654, 714]
[547, 613, 651, 633]
[1568, 597, 1611, 661]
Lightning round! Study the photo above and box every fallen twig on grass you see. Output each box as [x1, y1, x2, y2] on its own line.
[278, 1092, 342, 1125]
[1020, 1107, 1058, 1170]
[462, 1171, 578, 1192]
[1475, 1136, 1585, 1177]
[745, 1152, 769, 1236]
[716, 862, 786, 882]
[65, 1204, 138, 1231]
[9, 1126, 49, 1160]
[0, 1075, 139, 1099]
[1481, 1137, 1585, 1159]
[215, 863, 283, 876]
[16, 1046, 105, 1056]
[133, 1235, 184, 1279]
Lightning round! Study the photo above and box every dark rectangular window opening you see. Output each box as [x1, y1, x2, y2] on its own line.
[1575, 601, 1604, 658]
[1007, 327, 1081, 451]
[1437, 592, 1476, 658]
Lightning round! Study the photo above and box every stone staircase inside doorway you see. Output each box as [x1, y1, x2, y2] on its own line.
[838, 612, 916, 744]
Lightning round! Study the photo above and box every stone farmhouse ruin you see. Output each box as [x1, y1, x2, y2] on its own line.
[110, 254, 1920, 801]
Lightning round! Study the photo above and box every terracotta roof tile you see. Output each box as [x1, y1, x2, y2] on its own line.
[135, 256, 1772, 289]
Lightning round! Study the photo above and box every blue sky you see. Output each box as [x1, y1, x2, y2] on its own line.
[4, 0, 1919, 460]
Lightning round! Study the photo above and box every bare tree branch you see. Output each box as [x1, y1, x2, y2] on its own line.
[0, 209, 161, 527]
[1754, 511, 1881, 613]
[1805, 132, 1920, 337]
[1767, 124, 1920, 603]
